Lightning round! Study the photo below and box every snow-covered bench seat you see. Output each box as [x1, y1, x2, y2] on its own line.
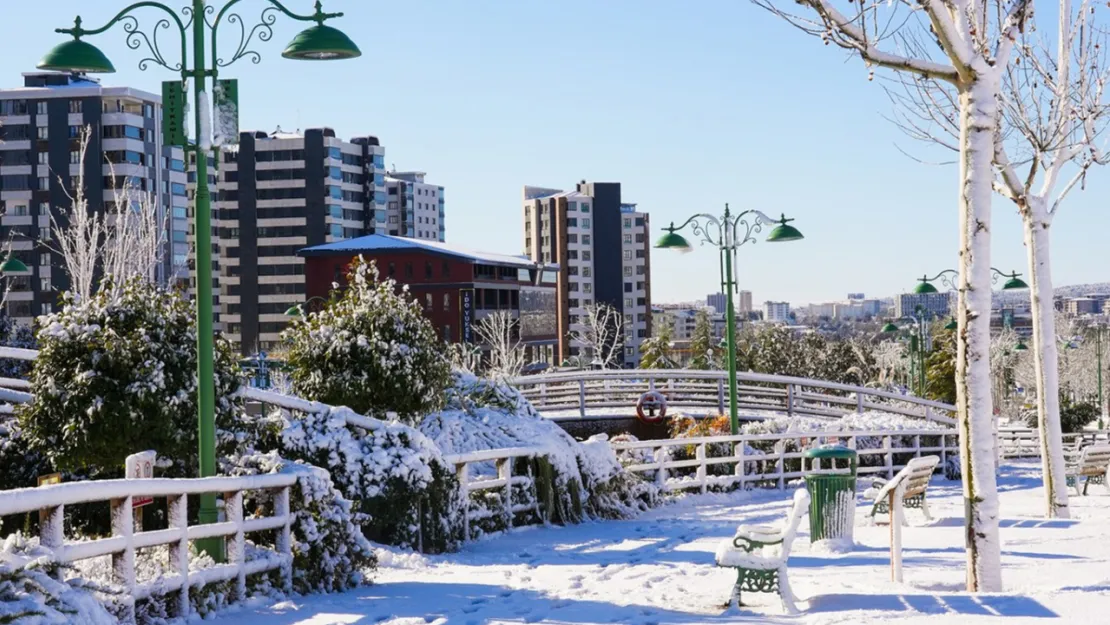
[864, 455, 939, 523]
[714, 488, 809, 615]
[1065, 444, 1110, 496]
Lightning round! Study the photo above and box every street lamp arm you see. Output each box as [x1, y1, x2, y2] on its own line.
[212, 0, 343, 68]
[57, 4, 188, 73]
[729, 209, 779, 248]
[670, 213, 724, 248]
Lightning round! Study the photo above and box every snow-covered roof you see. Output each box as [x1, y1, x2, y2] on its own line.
[299, 234, 559, 271]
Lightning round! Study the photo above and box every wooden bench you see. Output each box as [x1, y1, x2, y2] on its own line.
[864, 456, 940, 524]
[715, 488, 809, 615]
[1065, 444, 1110, 496]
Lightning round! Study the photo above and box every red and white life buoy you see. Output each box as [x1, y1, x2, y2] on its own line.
[636, 391, 668, 424]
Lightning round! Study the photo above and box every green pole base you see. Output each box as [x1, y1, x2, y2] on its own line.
[196, 494, 225, 563]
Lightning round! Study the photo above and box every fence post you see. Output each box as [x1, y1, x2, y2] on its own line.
[775, 440, 785, 490]
[914, 434, 921, 459]
[274, 486, 293, 595]
[225, 490, 247, 602]
[498, 457, 513, 529]
[111, 496, 137, 625]
[856, 393, 864, 415]
[718, 378, 726, 414]
[735, 440, 747, 491]
[578, 380, 586, 419]
[696, 444, 707, 494]
[884, 435, 894, 478]
[456, 463, 470, 540]
[39, 504, 65, 580]
[786, 384, 794, 417]
[540, 382, 547, 407]
[168, 494, 190, 618]
[654, 447, 667, 490]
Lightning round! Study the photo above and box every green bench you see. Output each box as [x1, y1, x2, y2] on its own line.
[864, 455, 939, 524]
[1065, 444, 1110, 496]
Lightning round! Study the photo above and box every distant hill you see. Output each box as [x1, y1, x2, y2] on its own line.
[1055, 283, 1110, 298]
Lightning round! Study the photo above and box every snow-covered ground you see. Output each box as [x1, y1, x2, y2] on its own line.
[218, 461, 1107, 624]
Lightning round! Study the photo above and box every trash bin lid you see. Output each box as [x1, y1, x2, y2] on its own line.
[803, 444, 857, 460]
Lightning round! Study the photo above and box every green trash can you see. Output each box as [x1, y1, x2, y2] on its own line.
[803, 445, 858, 544]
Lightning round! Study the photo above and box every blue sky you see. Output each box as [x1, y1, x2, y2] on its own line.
[1, 1, 1105, 305]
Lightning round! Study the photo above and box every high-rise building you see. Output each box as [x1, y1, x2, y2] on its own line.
[522, 181, 652, 367]
[895, 292, 951, 319]
[707, 292, 727, 314]
[383, 171, 444, 242]
[0, 72, 188, 325]
[738, 290, 753, 314]
[763, 301, 791, 323]
[215, 128, 387, 353]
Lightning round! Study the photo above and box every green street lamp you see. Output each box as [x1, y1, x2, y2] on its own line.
[1014, 340, 1029, 352]
[944, 318, 959, 331]
[881, 322, 900, 333]
[0, 258, 29, 274]
[912, 267, 1029, 295]
[656, 204, 803, 434]
[38, 0, 359, 560]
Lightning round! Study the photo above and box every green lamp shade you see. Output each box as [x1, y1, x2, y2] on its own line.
[37, 39, 116, 73]
[912, 280, 939, 294]
[1014, 340, 1028, 352]
[944, 318, 958, 331]
[1002, 275, 1029, 290]
[0, 258, 28, 273]
[284, 305, 303, 317]
[283, 24, 362, 60]
[654, 230, 692, 252]
[765, 218, 804, 243]
[881, 322, 899, 333]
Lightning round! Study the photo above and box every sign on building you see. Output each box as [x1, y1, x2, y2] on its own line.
[125, 450, 157, 508]
[161, 81, 186, 146]
[460, 288, 474, 343]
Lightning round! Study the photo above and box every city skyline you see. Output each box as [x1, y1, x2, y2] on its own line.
[1, 1, 1107, 305]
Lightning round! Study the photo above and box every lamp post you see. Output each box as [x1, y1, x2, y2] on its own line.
[37, 0, 360, 559]
[655, 204, 803, 434]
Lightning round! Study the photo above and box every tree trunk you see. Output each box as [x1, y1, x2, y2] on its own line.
[1023, 206, 1070, 518]
[955, 77, 1003, 593]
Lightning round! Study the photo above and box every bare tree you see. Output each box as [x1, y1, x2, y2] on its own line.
[569, 304, 625, 369]
[753, 0, 1030, 590]
[474, 310, 526, 380]
[48, 126, 169, 302]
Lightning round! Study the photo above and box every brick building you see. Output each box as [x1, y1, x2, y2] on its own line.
[300, 234, 560, 369]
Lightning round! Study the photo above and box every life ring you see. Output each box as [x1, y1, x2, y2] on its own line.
[636, 391, 668, 424]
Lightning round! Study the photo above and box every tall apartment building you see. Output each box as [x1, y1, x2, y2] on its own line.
[707, 292, 727, 314]
[0, 72, 188, 324]
[383, 171, 444, 242]
[738, 290, 754, 314]
[522, 181, 652, 367]
[895, 292, 951, 319]
[763, 301, 791, 323]
[215, 128, 386, 353]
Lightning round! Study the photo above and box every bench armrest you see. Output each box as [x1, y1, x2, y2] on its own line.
[732, 524, 784, 550]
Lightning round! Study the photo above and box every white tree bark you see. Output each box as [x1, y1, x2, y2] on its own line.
[474, 310, 526, 380]
[955, 76, 1004, 592]
[569, 304, 625, 369]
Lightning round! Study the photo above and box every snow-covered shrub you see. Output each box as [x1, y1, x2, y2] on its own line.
[221, 450, 375, 594]
[0, 534, 118, 625]
[282, 257, 451, 425]
[0, 417, 46, 535]
[579, 435, 660, 518]
[275, 405, 464, 553]
[18, 278, 242, 475]
[0, 315, 35, 380]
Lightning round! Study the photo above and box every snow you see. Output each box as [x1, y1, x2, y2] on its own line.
[204, 461, 1110, 624]
[197, 90, 212, 152]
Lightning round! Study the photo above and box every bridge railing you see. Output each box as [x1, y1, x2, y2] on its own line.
[998, 427, 1110, 459]
[609, 427, 959, 493]
[510, 369, 957, 425]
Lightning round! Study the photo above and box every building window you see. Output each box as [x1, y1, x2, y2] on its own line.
[623, 267, 633, 277]
[624, 283, 633, 293]
[583, 251, 591, 261]
[405, 263, 413, 279]
[39, 279, 50, 292]
[425, 262, 433, 279]
[444, 325, 451, 342]
[581, 218, 591, 228]
[36, 101, 48, 115]
[582, 267, 591, 278]
[38, 203, 49, 216]
[567, 217, 577, 227]
[443, 293, 450, 310]
[388, 262, 396, 277]
[582, 235, 591, 245]
[425, 293, 433, 310]
[442, 261, 451, 278]
[623, 250, 632, 261]
[37, 152, 48, 165]
[625, 298, 634, 308]
[624, 218, 632, 229]
[69, 151, 80, 164]
[581, 204, 590, 213]
[38, 176, 49, 191]
[583, 283, 592, 293]
[623, 234, 632, 244]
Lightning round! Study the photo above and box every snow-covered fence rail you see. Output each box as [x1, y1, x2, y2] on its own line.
[511, 369, 956, 425]
[0, 473, 296, 623]
[609, 428, 958, 493]
[443, 447, 545, 540]
[998, 428, 1110, 459]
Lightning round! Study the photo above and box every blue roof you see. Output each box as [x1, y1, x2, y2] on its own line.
[300, 234, 558, 271]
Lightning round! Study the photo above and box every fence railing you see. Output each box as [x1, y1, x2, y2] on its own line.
[510, 369, 957, 425]
[0, 473, 296, 624]
[609, 428, 959, 493]
[998, 427, 1110, 459]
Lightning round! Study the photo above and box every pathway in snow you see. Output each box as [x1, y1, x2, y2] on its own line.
[221, 462, 1110, 624]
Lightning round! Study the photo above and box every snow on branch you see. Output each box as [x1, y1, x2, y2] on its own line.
[474, 310, 526, 380]
[569, 303, 625, 369]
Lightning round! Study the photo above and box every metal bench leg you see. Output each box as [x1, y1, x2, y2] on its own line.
[728, 581, 742, 611]
[778, 565, 800, 615]
[920, 497, 933, 522]
[1084, 477, 1091, 496]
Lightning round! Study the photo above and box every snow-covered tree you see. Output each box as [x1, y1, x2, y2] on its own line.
[282, 257, 452, 424]
[474, 310, 526, 380]
[639, 322, 678, 370]
[687, 310, 715, 370]
[754, 0, 1031, 589]
[872, 340, 909, 389]
[18, 277, 242, 474]
[569, 303, 624, 369]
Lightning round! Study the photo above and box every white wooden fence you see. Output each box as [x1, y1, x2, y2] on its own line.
[998, 427, 1110, 458]
[510, 369, 957, 425]
[0, 473, 295, 624]
[610, 428, 959, 493]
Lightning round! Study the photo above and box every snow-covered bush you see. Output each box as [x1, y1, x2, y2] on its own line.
[0, 534, 117, 625]
[282, 257, 451, 425]
[18, 278, 242, 475]
[221, 451, 375, 594]
[0, 417, 46, 535]
[275, 405, 465, 553]
[579, 435, 660, 518]
[0, 315, 35, 380]
[666, 415, 762, 482]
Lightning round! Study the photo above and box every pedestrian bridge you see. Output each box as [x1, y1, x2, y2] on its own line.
[508, 369, 956, 430]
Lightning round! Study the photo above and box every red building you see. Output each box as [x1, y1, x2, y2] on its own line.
[300, 234, 560, 370]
